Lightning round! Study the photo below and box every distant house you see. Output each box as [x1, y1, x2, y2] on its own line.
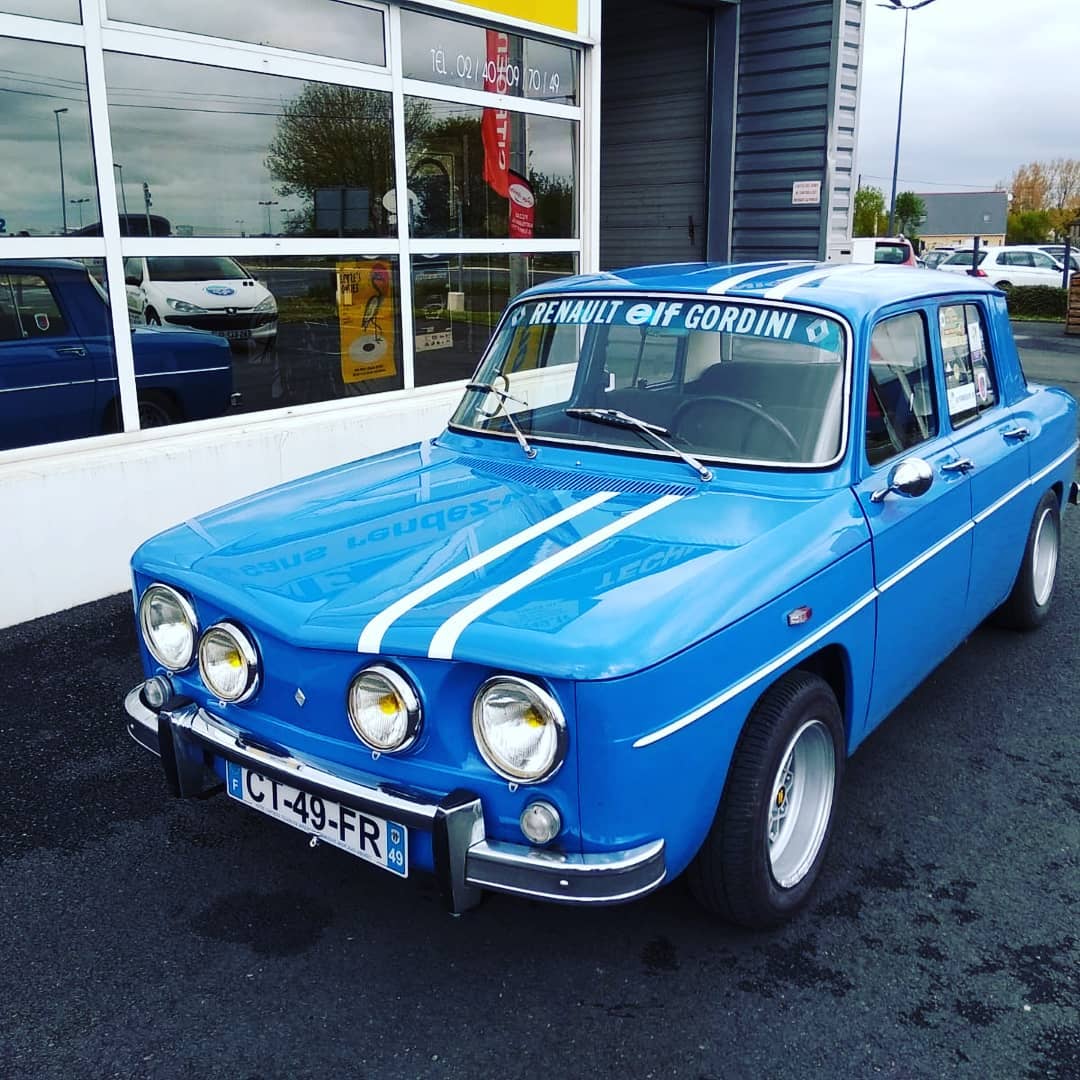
[917, 191, 1009, 250]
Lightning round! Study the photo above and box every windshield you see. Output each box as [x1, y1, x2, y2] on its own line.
[146, 257, 249, 281]
[451, 296, 849, 467]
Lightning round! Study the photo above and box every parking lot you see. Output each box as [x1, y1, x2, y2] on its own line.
[1, 324, 1077, 1080]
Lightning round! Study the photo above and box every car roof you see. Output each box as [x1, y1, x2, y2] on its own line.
[0, 258, 89, 272]
[518, 261, 997, 320]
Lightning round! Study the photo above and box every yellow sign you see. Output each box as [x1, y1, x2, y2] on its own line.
[461, 0, 577, 34]
[337, 260, 397, 384]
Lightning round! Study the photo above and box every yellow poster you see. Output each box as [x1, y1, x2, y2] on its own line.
[337, 260, 397, 384]
[461, 0, 577, 33]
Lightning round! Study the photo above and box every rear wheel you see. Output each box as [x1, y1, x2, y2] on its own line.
[137, 391, 179, 428]
[687, 670, 844, 928]
[995, 489, 1061, 629]
[994, 280, 1013, 290]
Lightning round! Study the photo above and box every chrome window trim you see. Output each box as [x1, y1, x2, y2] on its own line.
[449, 291, 855, 472]
[472, 675, 568, 784]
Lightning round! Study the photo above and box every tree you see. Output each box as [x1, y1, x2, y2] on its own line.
[853, 186, 887, 237]
[1009, 162, 1051, 213]
[1006, 209, 1053, 244]
[892, 191, 927, 239]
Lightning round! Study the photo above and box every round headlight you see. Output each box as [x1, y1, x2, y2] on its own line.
[138, 584, 197, 671]
[347, 666, 421, 753]
[198, 622, 259, 703]
[472, 677, 567, 784]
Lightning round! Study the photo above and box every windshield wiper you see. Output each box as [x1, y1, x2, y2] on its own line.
[466, 382, 536, 459]
[565, 407, 713, 482]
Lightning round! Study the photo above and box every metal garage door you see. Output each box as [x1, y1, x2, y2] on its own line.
[599, 1, 710, 269]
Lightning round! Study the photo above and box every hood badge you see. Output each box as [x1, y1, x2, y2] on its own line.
[294, 688, 306, 707]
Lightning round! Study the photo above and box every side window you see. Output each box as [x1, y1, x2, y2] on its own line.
[123, 257, 142, 284]
[1031, 252, 1056, 269]
[866, 311, 938, 466]
[939, 303, 997, 426]
[5, 275, 68, 339]
[0, 275, 19, 342]
[603, 325, 680, 390]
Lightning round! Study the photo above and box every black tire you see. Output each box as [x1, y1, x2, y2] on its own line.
[994, 489, 1061, 630]
[994, 280, 1013, 290]
[137, 391, 180, 428]
[144, 308, 161, 326]
[687, 670, 844, 928]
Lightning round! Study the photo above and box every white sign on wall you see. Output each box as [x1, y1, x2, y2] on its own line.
[792, 181, 822, 205]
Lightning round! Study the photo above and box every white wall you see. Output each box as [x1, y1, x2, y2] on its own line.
[0, 385, 462, 630]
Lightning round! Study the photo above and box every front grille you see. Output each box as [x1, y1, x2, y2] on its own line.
[164, 313, 276, 332]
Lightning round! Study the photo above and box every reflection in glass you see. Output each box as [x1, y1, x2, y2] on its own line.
[0, 37, 98, 236]
[406, 98, 576, 240]
[106, 0, 385, 67]
[0, 2, 81, 21]
[105, 54, 396, 238]
[123, 254, 402, 414]
[413, 253, 577, 387]
[400, 9, 578, 105]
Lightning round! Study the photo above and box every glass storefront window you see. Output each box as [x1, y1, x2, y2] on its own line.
[105, 0, 385, 67]
[123, 253, 402, 412]
[0, 258, 122, 452]
[400, 9, 578, 105]
[0, 37, 98, 237]
[105, 54, 396, 238]
[0, 2, 80, 21]
[405, 98, 576, 240]
[412, 252, 576, 387]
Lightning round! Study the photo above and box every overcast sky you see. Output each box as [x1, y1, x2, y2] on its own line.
[856, 0, 1080, 199]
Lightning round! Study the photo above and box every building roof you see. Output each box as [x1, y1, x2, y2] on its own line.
[916, 191, 1009, 236]
[520, 261, 997, 321]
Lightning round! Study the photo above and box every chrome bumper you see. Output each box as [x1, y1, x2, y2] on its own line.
[125, 685, 666, 914]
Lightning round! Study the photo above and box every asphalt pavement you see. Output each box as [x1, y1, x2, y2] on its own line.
[1, 321, 1077, 1080]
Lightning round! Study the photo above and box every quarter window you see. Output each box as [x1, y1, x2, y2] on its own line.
[866, 311, 938, 465]
[939, 303, 996, 426]
[0, 275, 68, 340]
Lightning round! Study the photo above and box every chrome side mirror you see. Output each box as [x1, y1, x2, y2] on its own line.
[870, 457, 933, 504]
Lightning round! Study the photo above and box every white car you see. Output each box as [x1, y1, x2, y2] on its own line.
[936, 245, 1072, 288]
[124, 256, 277, 347]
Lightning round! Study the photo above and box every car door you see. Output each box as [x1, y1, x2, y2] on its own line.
[0, 269, 97, 451]
[934, 299, 1032, 623]
[854, 308, 973, 729]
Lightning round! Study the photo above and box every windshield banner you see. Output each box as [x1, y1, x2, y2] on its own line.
[510, 298, 839, 345]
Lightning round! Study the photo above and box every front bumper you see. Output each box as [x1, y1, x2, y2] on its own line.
[125, 685, 666, 914]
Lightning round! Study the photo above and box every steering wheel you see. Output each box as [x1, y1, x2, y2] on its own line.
[671, 395, 800, 459]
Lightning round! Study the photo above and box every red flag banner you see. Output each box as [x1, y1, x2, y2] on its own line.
[481, 30, 511, 198]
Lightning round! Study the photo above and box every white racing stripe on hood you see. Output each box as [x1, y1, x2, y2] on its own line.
[427, 493, 684, 661]
[706, 262, 814, 295]
[762, 263, 876, 300]
[357, 490, 619, 654]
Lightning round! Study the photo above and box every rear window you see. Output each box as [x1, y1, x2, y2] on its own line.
[874, 243, 910, 264]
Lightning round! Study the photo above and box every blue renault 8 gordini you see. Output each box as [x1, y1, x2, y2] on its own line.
[125, 262, 1078, 927]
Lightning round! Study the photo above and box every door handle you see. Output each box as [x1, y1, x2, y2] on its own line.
[54, 346, 87, 357]
[1002, 426, 1029, 440]
[941, 458, 975, 474]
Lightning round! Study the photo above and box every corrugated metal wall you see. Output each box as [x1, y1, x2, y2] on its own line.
[599, 1, 710, 269]
[731, 0, 862, 261]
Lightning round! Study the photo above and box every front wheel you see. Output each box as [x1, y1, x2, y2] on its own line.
[687, 671, 844, 928]
[995, 489, 1061, 629]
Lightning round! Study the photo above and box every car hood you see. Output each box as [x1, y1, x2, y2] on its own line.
[146, 278, 272, 311]
[134, 441, 868, 678]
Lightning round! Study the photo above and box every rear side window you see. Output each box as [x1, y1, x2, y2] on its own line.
[0, 274, 68, 341]
[939, 303, 997, 426]
[945, 251, 985, 267]
[866, 311, 938, 465]
[604, 325, 681, 389]
[874, 243, 910, 264]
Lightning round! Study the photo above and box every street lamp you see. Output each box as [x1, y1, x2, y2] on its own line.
[881, 0, 938, 236]
[69, 196, 90, 229]
[114, 162, 129, 223]
[234, 219, 246, 237]
[53, 107, 69, 234]
[258, 199, 279, 234]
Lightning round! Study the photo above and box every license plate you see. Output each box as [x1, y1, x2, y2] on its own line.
[225, 762, 407, 877]
[223, 329, 251, 340]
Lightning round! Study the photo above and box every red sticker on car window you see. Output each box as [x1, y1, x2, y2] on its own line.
[34, 313, 50, 332]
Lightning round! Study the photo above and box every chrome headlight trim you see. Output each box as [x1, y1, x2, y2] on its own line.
[472, 676, 568, 784]
[347, 664, 422, 753]
[197, 621, 260, 703]
[138, 583, 198, 672]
